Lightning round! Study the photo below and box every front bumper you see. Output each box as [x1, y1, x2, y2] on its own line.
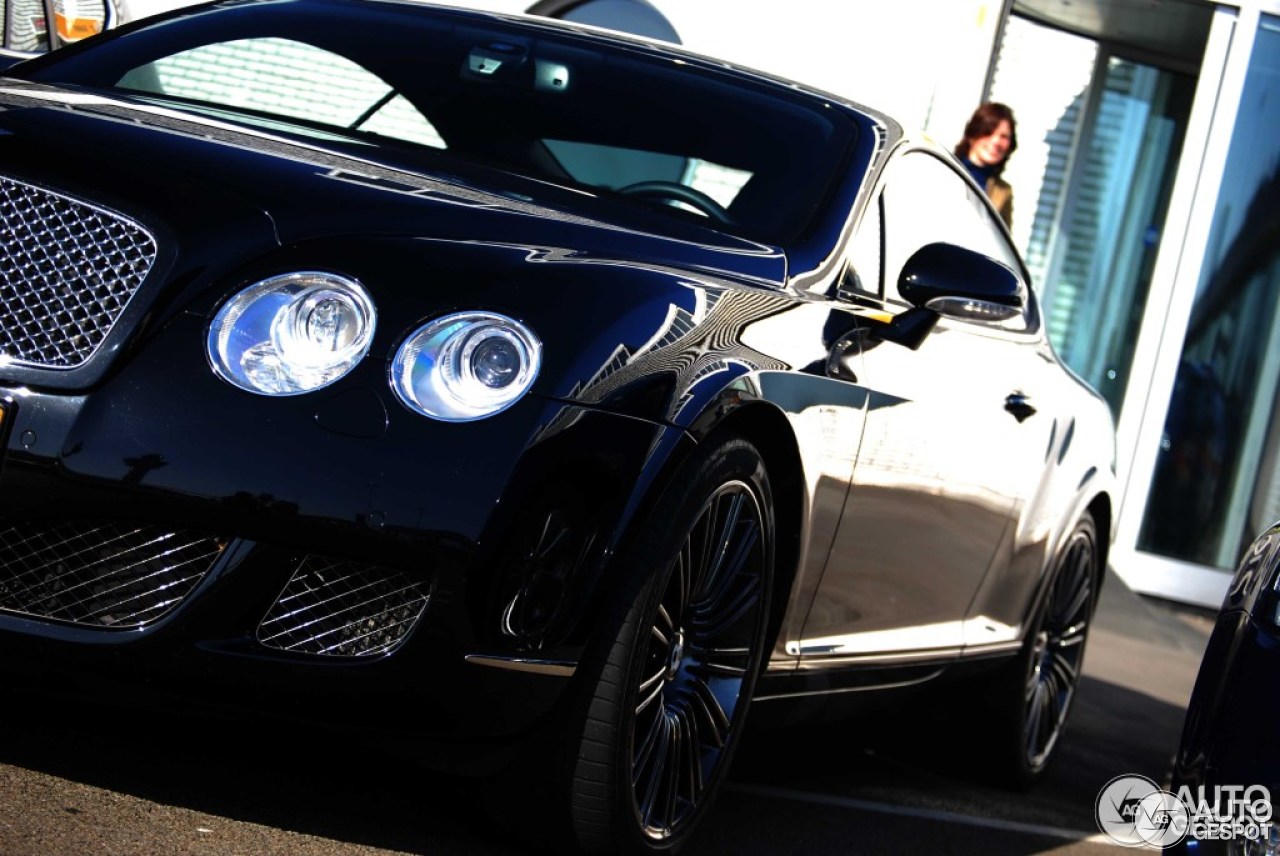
[0, 310, 684, 771]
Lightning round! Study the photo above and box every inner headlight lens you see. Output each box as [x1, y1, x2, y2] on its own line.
[391, 312, 541, 421]
[208, 272, 376, 395]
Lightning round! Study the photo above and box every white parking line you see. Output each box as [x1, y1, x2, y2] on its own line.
[729, 783, 1126, 847]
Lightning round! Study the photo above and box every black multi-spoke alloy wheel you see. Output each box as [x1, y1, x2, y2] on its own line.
[990, 511, 1099, 786]
[568, 437, 774, 855]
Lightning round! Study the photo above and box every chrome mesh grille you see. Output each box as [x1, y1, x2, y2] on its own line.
[0, 175, 157, 369]
[257, 556, 430, 658]
[0, 521, 225, 628]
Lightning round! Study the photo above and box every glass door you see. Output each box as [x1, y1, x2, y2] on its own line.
[1038, 55, 1197, 415]
[1137, 14, 1280, 570]
[987, 17, 1199, 422]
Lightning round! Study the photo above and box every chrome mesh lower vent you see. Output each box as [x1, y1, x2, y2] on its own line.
[257, 556, 430, 658]
[0, 521, 225, 628]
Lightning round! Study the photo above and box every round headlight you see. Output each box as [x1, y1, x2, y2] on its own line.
[207, 272, 376, 395]
[391, 312, 541, 421]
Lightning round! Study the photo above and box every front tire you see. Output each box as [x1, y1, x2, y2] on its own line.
[568, 437, 774, 855]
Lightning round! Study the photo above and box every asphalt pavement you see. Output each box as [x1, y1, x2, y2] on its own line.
[0, 567, 1214, 855]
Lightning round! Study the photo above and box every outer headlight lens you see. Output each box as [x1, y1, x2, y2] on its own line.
[391, 312, 541, 421]
[208, 272, 376, 395]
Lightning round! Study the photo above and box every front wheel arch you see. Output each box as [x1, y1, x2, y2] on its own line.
[686, 404, 804, 663]
[564, 435, 777, 854]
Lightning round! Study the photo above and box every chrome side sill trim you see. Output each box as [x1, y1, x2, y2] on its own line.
[465, 654, 577, 677]
[792, 647, 964, 667]
[956, 640, 1023, 658]
[786, 616, 1020, 659]
[755, 669, 944, 701]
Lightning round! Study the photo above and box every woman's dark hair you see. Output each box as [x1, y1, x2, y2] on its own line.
[955, 102, 1018, 176]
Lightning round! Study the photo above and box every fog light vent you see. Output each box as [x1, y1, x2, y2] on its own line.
[0, 521, 225, 628]
[257, 556, 430, 658]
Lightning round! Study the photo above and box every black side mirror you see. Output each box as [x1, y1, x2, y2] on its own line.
[898, 242, 1025, 323]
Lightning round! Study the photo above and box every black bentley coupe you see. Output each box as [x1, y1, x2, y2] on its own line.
[0, 1, 1116, 852]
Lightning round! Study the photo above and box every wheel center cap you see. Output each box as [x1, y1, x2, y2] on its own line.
[666, 629, 685, 681]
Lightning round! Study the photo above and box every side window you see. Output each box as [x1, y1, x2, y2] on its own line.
[963, 188, 1022, 273]
[116, 38, 446, 149]
[882, 150, 1029, 330]
[843, 191, 883, 298]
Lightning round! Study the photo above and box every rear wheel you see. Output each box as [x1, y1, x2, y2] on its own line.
[991, 512, 1099, 786]
[568, 437, 774, 855]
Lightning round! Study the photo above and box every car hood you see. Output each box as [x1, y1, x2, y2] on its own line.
[0, 81, 788, 288]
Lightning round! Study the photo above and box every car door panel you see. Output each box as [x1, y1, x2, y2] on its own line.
[797, 150, 1054, 661]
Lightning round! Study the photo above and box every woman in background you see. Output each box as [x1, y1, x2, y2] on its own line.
[956, 102, 1017, 228]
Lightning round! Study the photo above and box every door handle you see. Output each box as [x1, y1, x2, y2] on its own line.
[1005, 393, 1036, 423]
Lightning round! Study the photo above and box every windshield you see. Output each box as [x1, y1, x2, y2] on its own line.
[10, 0, 864, 245]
